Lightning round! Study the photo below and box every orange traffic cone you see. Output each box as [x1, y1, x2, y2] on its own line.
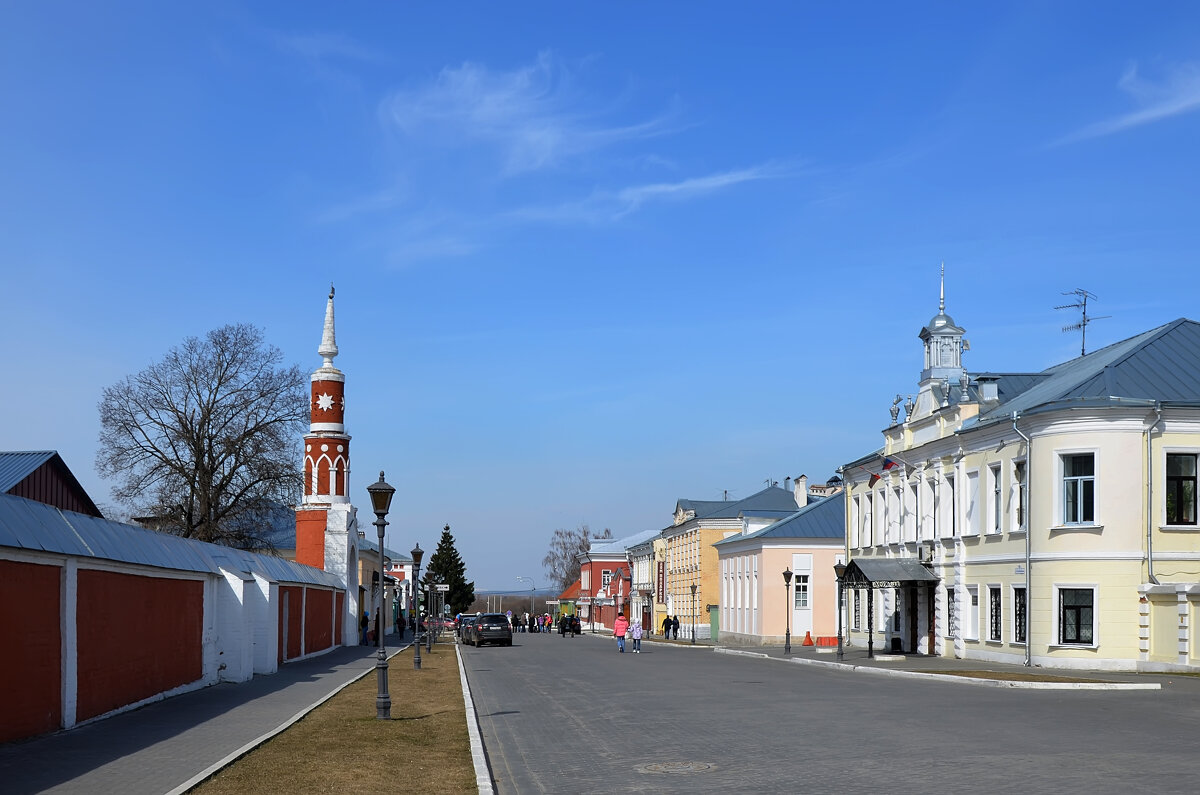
[802, 631, 814, 646]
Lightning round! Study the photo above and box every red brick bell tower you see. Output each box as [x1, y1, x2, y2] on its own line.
[295, 286, 352, 570]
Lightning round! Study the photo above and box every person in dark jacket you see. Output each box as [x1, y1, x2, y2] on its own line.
[661, 615, 671, 637]
[671, 615, 680, 639]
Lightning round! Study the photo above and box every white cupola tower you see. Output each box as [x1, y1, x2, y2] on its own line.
[910, 265, 968, 420]
[295, 286, 360, 646]
[303, 286, 350, 504]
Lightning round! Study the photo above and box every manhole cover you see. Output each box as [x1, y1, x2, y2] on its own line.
[635, 761, 716, 774]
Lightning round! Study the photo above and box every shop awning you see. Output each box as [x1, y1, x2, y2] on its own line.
[841, 557, 938, 589]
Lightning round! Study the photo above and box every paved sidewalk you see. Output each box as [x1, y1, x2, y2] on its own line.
[0, 632, 415, 795]
[636, 633, 1193, 690]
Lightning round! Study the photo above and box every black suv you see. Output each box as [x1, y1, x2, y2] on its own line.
[470, 613, 513, 647]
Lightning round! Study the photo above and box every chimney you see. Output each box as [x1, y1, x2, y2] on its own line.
[978, 376, 999, 404]
[784, 476, 792, 492]
[794, 475, 808, 508]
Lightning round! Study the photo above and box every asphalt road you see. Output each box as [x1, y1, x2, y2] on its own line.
[460, 631, 1200, 794]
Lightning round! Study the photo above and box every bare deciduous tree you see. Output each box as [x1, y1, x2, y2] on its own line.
[97, 323, 307, 548]
[542, 523, 613, 593]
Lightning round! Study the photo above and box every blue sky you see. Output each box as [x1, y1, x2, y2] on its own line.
[5, 3, 1200, 589]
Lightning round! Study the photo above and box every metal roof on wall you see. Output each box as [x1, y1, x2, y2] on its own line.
[0, 451, 57, 493]
[0, 492, 343, 588]
[714, 491, 846, 545]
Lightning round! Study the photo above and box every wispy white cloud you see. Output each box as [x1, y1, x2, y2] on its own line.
[1058, 61, 1200, 144]
[272, 31, 386, 64]
[507, 163, 792, 224]
[380, 51, 678, 175]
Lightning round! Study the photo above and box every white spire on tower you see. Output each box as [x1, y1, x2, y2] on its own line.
[939, 261, 945, 313]
[319, 284, 338, 368]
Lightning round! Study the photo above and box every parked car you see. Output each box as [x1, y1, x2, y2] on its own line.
[470, 613, 513, 647]
[459, 615, 477, 643]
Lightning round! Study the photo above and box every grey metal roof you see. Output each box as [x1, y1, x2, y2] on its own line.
[588, 527, 661, 557]
[359, 535, 412, 562]
[675, 498, 730, 517]
[0, 492, 343, 588]
[714, 492, 845, 546]
[0, 451, 56, 493]
[971, 319, 1200, 426]
[697, 485, 805, 520]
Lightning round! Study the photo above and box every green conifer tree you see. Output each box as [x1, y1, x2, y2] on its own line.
[422, 524, 476, 616]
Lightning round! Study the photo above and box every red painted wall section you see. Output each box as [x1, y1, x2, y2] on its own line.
[316, 456, 330, 495]
[0, 560, 63, 742]
[278, 586, 304, 662]
[335, 591, 345, 644]
[295, 509, 327, 570]
[76, 570, 203, 723]
[304, 588, 333, 654]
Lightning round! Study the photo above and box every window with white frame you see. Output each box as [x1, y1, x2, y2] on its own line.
[988, 586, 1002, 641]
[921, 476, 935, 541]
[1058, 587, 1095, 645]
[851, 496, 861, 547]
[946, 474, 957, 537]
[1013, 460, 1027, 532]
[908, 483, 919, 542]
[946, 587, 957, 638]
[989, 464, 1002, 534]
[966, 470, 980, 535]
[1013, 586, 1027, 644]
[1062, 453, 1095, 525]
[1167, 453, 1198, 526]
[890, 487, 902, 543]
[601, 569, 612, 589]
[964, 585, 979, 640]
[864, 493, 873, 547]
[877, 490, 886, 544]
[794, 575, 809, 609]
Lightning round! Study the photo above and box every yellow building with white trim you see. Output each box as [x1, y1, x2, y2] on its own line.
[844, 290, 1200, 671]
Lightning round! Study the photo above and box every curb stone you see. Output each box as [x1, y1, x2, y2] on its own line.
[713, 648, 1161, 690]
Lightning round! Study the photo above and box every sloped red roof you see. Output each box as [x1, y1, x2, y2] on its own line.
[559, 578, 582, 600]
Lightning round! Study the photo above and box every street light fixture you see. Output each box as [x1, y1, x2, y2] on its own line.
[410, 542, 423, 670]
[366, 471, 396, 719]
[834, 561, 848, 662]
[516, 576, 536, 630]
[690, 582, 698, 645]
[782, 568, 793, 655]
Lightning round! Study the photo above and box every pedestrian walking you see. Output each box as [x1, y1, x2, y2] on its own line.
[361, 611, 370, 645]
[613, 612, 629, 653]
[631, 620, 643, 653]
[661, 615, 671, 638]
[671, 615, 680, 640]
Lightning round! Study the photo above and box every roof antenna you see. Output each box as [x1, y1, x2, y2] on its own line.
[1055, 289, 1110, 356]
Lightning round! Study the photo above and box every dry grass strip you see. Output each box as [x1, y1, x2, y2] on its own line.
[195, 643, 475, 794]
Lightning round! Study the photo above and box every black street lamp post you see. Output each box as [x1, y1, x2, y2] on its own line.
[690, 582, 697, 645]
[366, 472, 396, 720]
[410, 542, 423, 670]
[782, 568, 793, 654]
[834, 562, 848, 661]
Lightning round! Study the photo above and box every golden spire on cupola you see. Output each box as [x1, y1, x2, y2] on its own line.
[319, 284, 338, 369]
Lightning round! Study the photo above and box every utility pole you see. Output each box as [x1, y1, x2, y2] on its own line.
[1055, 288, 1110, 357]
